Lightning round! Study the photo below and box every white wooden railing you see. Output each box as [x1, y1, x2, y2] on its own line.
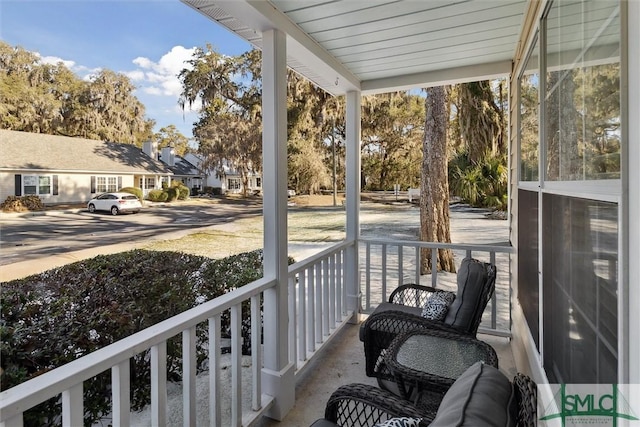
[359, 238, 514, 337]
[0, 241, 355, 427]
[0, 238, 510, 426]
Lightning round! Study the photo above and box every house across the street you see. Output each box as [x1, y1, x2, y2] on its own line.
[0, 129, 173, 205]
[183, 152, 262, 195]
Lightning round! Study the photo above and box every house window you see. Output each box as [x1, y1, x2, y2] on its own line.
[256, 177, 261, 188]
[517, 0, 622, 385]
[544, 0, 620, 181]
[97, 176, 118, 193]
[519, 33, 539, 182]
[228, 178, 241, 190]
[542, 195, 618, 383]
[23, 175, 52, 196]
[139, 177, 155, 189]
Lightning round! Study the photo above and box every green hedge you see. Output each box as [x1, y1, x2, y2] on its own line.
[1, 249, 293, 426]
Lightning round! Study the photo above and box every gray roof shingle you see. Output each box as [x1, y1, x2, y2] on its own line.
[0, 129, 173, 175]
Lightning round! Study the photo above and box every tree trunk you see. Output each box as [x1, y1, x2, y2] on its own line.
[420, 86, 456, 273]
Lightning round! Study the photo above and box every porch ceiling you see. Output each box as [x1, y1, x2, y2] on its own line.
[181, 0, 528, 95]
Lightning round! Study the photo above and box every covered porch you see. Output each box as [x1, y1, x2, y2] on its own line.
[2, 0, 638, 426]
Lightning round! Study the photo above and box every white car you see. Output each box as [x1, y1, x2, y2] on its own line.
[87, 192, 142, 215]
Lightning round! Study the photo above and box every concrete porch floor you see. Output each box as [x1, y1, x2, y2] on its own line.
[257, 320, 516, 426]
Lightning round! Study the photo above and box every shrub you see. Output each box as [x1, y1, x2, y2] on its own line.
[177, 185, 190, 200]
[1, 195, 44, 212]
[119, 186, 143, 202]
[147, 189, 168, 202]
[1, 249, 290, 426]
[166, 186, 179, 202]
[169, 181, 190, 200]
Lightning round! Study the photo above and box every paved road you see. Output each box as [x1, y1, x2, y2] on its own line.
[0, 200, 262, 266]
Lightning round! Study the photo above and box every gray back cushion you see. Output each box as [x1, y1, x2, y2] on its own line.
[430, 362, 515, 427]
[443, 258, 489, 334]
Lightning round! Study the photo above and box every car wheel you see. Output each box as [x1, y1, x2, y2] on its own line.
[110, 206, 119, 216]
[88, 204, 96, 213]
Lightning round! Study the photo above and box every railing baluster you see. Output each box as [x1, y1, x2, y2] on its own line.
[398, 245, 404, 286]
[338, 250, 344, 317]
[315, 263, 323, 344]
[415, 246, 421, 285]
[183, 327, 197, 427]
[208, 316, 221, 426]
[231, 304, 242, 427]
[288, 276, 297, 368]
[329, 254, 336, 328]
[111, 360, 130, 427]
[251, 294, 262, 411]
[366, 242, 371, 310]
[431, 249, 438, 288]
[307, 266, 315, 352]
[151, 342, 167, 427]
[62, 383, 83, 427]
[323, 258, 330, 336]
[382, 244, 387, 301]
[298, 270, 307, 361]
[490, 251, 497, 330]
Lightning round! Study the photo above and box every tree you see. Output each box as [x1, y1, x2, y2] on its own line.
[455, 81, 505, 164]
[420, 86, 455, 273]
[179, 45, 263, 197]
[286, 71, 336, 194]
[0, 41, 153, 144]
[448, 80, 509, 209]
[179, 45, 341, 196]
[154, 125, 190, 156]
[361, 92, 424, 190]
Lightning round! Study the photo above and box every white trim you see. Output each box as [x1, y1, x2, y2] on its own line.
[625, 0, 640, 384]
[540, 181, 622, 203]
[512, 299, 547, 384]
[345, 91, 361, 321]
[260, 28, 295, 420]
[361, 60, 512, 95]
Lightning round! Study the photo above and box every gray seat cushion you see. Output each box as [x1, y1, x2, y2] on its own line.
[443, 258, 489, 334]
[429, 362, 515, 427]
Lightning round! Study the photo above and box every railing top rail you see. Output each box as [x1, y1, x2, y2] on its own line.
[288, 240, 354, 275]
[0, 276, 276, 421]
[358, 237, 515, 254]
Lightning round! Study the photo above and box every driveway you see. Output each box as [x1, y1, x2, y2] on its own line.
[0, 199, 262, 268]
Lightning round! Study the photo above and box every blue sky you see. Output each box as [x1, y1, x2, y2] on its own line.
[0, 0, 252, 138]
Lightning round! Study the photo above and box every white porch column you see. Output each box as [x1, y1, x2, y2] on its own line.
[345, 90, 362, 323]
[261, 28, 295, 420]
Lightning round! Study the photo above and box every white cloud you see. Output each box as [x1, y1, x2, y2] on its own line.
[143, 87, 163, 95]
[129, 45, 196, 97]
[38, 54, 75, 69]
[123, 70, 145, 81]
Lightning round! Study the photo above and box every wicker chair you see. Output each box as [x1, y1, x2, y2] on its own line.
[360, 258, 497, 382]
[310, 366, 537, 427]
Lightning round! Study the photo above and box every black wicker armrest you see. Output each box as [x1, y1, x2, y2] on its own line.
[324, 383, 435, 427]
[388, 284, 455, 308]
[514, 373, 537, 427]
